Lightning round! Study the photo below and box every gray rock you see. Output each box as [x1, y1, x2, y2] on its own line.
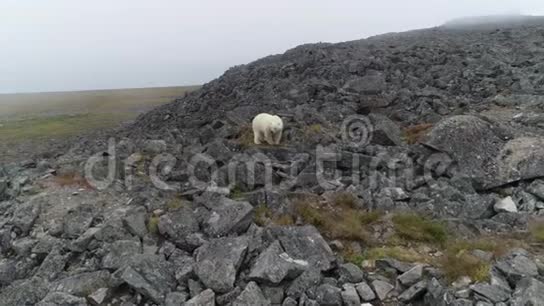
[344, 71, 386, 94]
[169, 250, 195, 283]
[165, 292, 188, 306]
[63, 205, 95, 238]
[203, 197, 254, 237]
[194, 236, 248, 293]
[143, 139, 167, 154]
[261, 286, 284, 305]
[184, 289, 215, 306]
[375, 258, 414, 273]
[399, 280, 427, 303]
[492, 137, 544, 185]
[285, 268, 322, 297]
[371, 280, 394, 301]
[398, 264, 424, 287]
[0, 259, 16, 286]
[123, 206, 148, 237]
[0, 178, 8, 201]
[35, 246, 69, 281]
[341, 284, 361, 306]
[53, 270, 112, 297]
[0, 276, 49, 305]
[88, 288, 110, 305]
[423, 115, 505, 184]
[69, 227, 100, 252]
[232, 282, 271, 306]
[216, 287, 242, 306]
[528, 180, 544, 200]
[158, 207, 200, 250]
[337, 263, 364, 284]
[119, 254, 176, 304]
[188, 279, 204, 298]
[315, 284, 342, 306]
[470, 283, 511, 303]
[249, 240, 308, 284]
[93, 220, 132, 242]
[9, 197, 42, 235]
[36, 292, 87, 306]
[369, 113, 404, 146]
[355, 282, 376, 301]
[511, 277, 544, 305]
[494, 254, 538, 286]
[281, 297, 297, 306]
[424, 278, 447, 306]
[101, 239, 142, 270]
[267, 225, 335, 271]
[494, 196, 518, 213]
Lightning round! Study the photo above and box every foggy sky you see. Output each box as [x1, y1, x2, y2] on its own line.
[1, 0, 543, 94]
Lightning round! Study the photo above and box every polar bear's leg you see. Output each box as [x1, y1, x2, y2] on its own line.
[254, 130, 262, 144]
[273, 130, 282, 145]
[264, 130, 275, 145]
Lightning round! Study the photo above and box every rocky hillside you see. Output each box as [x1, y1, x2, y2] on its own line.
[2, 18, 544, 305]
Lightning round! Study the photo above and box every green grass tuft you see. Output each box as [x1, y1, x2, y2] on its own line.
[147, 216, 160, 235]
[392, 213, 447, 244]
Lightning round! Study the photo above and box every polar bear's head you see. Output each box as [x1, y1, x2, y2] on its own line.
[270, 115, 283, 133]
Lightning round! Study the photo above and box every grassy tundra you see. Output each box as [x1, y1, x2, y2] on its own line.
[0, 86, 198, 143]
[0, 86, 198, 162]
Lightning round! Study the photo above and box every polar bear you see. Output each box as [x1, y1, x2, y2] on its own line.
[252, 113, 283, 145]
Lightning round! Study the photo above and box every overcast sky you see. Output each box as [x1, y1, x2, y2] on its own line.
[1, 0, 543, 94]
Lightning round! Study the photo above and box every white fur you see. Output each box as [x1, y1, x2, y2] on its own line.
[252, 113, 284, 145]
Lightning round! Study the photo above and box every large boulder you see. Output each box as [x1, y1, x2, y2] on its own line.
[423, 115, 506, 184]
[118, 254, 177, 304]
[203, 197, 254, 237]
[52, 271, 112, 297]
[266, 225, 335, 271]
[194, 236, 248, 293]
[232, 282, 271, 306]
[511, 277, 544, 305]
[158, 207, 200, 250]
[493, 137, 544, 186]
[9, 196, 43, 235]
[249, 240, 308, 284]
[0, 277, 49, 306]
[424, 115, 544, 188]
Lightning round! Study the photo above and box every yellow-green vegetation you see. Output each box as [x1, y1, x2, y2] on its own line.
[392, 213, 447, 244]
[254, 203, 295, 227]
[274, 214, 295, 226]
[166, 197, 186, 210]
[0, 86, 199, 143]
[294, 195, 380, 243]
[332, 192, 358, 209]
[530, 223, 544, 242]
[254, 204, 272, 226]
[363, 246, 430, 263]
[402, 123, 433, 144]
[438, 238, 511, 282]
[0, 113, 126, 142]
[236, 124, 256, 148]
[304, 124, 323, 136]
[229, 184, 245, 199]
[441, 250, 491, 283]
[147, 216, 160, 235]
